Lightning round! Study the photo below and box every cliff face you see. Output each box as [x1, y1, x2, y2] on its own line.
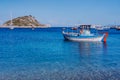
[3, 15, 46, 27]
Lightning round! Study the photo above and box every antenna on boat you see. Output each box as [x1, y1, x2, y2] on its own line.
[71, 24, 73, 33]
[66, 24, 68, 33]
[75, 24, 79, 33]
[10, 12, 13, 26]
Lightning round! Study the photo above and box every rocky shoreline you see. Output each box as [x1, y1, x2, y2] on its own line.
[0, 25, 51, 29]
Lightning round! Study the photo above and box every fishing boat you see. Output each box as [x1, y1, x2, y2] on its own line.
[95, 25, 104, 30]
[62, 25, 108, 42]
[95, 25, 110, 31]
[116, 26, 120, 30]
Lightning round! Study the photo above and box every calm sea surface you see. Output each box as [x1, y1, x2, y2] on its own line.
[0, 28, 120, 80]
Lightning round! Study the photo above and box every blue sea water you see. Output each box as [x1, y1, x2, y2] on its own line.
[0, 28, 120, 80]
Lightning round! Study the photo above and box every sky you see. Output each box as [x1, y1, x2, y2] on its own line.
[0, 0, 120, 26]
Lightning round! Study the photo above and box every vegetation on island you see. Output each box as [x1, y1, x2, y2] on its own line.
[3, 15, 47, 27]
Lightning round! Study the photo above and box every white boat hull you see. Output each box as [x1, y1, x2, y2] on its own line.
[64, 35, 104, 42]
[63, 32, 108, 42]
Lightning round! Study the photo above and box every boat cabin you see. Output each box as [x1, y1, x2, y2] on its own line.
[79, 25, 91, 30]
[78, 25, 92, 35]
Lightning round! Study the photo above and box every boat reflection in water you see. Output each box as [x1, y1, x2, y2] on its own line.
[78, 42, 107, 56]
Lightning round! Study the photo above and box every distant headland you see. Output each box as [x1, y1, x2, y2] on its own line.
[0, 15, 51, 28]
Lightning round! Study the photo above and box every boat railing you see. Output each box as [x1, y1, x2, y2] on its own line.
[62, 27, 107, 36]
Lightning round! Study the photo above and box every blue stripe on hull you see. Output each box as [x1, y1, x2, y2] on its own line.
[64, 34, 102, 39]
[63, 33, 104, 42]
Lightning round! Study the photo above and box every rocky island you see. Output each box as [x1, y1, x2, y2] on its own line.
[1, 15, 50, 28]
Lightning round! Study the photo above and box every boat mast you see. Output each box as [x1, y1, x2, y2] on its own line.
[10, 12, 13, 26]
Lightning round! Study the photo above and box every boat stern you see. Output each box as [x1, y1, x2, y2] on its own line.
[102, 32, 108, 42]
